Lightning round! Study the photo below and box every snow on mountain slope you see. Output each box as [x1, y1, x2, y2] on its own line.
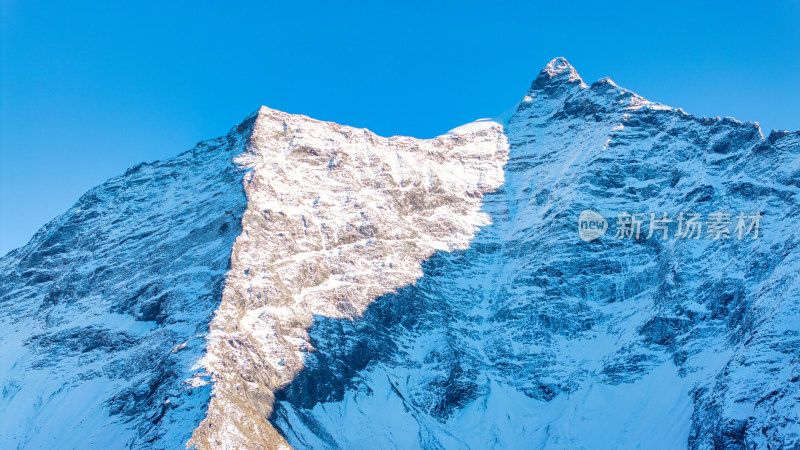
[1, 57, 799, 450]
[0, 117, 256, 448]
[268, 58, 800, 449]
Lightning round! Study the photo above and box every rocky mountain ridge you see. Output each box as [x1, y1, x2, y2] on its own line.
[1, 58, 799, 449]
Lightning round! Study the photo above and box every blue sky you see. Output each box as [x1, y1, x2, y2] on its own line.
[1, 0, 799, 255]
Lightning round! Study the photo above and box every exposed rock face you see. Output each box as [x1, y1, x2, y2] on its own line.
[1, 58, 799, 449]
[189, 107, 508, 448]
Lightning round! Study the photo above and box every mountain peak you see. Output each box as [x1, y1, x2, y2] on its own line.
[543, 57, 574, 75]
[530, 57, 584, 91]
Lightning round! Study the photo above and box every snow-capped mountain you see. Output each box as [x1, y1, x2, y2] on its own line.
[1, 58, 798, 449]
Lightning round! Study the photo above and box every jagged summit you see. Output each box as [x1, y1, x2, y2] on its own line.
[542, 56, 577, 77]
[530, 56, 586, 91]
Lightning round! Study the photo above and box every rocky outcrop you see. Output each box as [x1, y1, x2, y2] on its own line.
[189, 107, 508, 448]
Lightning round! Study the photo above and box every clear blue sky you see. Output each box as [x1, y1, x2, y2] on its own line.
[1, 0, 799, 255]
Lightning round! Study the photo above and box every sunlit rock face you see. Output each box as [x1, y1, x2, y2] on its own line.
[2, 58, 799, 450]
[190, 107, 508, 448]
